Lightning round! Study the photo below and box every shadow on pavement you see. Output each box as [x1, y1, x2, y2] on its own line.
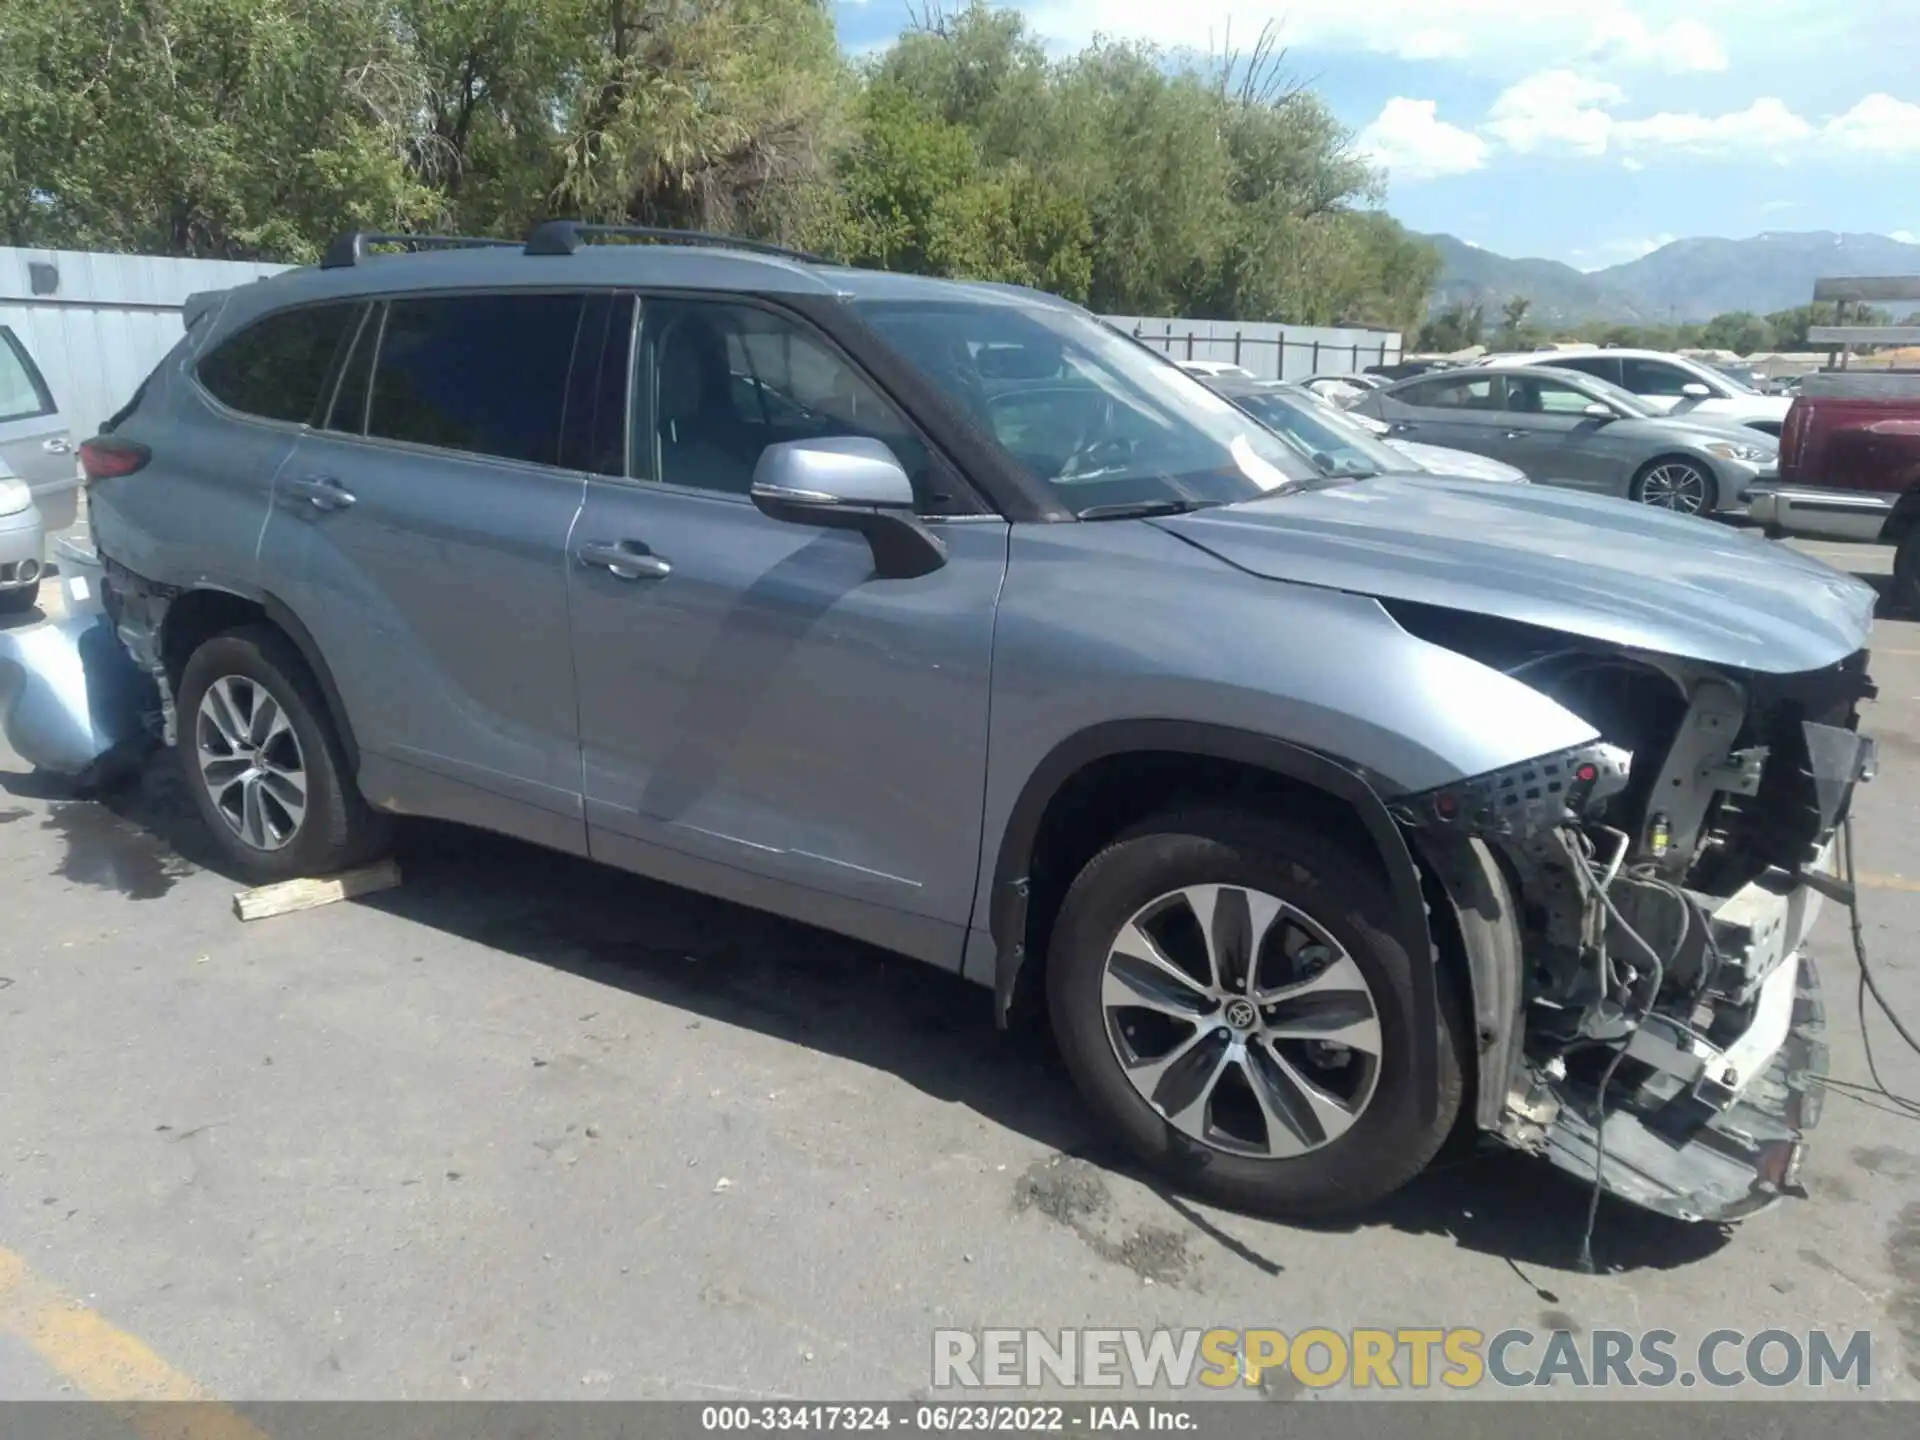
[4, 751, 1733, 1279]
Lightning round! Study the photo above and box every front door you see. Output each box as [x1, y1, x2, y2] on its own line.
[568, 295, 1009, 968]
[260, 292, 594, 852]
[1490, 373, 1623, 492]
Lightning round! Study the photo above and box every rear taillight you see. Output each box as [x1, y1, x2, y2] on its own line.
[78, 436, 151, 481]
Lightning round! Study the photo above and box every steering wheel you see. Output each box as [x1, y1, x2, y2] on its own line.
[985, 387, 1135, 481]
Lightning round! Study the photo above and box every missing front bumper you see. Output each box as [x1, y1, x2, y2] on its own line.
[1538, 953, 1827, 1223]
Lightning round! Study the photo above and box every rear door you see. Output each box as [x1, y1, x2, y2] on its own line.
[567, 294, 1008, 968]
[1367, 372, 1514, 457]
[259, 290, 595, 853]
[0, 325, 78, 529]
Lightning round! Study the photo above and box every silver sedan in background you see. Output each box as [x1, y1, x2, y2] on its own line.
[1205, 377, 1530, 484]
[1349, 364, 1777, 515]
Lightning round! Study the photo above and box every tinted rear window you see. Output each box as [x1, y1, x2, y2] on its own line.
[367, 294, 584, 465]
[198, 304, 358, 423]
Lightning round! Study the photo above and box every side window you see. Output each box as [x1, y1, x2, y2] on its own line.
[1403, 375, 1497, 410]
[198, 304, 358, 424]
[560, 295, 633, 478]
[1502, 377, 1595, 415]
[1620, 358, 1693, 397]
[1551, 354, 1621, 386]
[324, 307, 378, 435]
[367, 294, 584, 465]
[0, 327, 56, 423]
[635, 299, 946, 510]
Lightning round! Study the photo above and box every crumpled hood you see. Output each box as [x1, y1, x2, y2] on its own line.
[1155, 476, 1876, 675]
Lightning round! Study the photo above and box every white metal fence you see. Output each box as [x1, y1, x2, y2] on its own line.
[1110, 315, 1404, 381]
[0, 247, 288, 442]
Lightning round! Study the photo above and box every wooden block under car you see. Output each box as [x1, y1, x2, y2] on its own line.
[231, 859, 402, 921]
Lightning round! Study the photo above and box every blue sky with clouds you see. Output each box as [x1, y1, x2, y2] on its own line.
[831, 0, 1920, 269]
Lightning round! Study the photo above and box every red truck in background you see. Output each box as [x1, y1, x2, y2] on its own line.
[1747, 370, 1920, 611]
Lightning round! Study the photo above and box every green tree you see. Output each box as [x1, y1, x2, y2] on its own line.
[0, 0, 441, 258]
[1697, 310, 1774, 356]
[1417, 301, 1485, 353]
[1497, 296, 1534, 348]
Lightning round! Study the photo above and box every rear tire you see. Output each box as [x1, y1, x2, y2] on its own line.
[175, 624, 388, 884]
[0, 586, 37, 617]
[1631, 456, 1719, 515]
[1045, 807, 1465, 1218]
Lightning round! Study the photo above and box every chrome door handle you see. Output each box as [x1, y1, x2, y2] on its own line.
[43, 437, 72, 455]
[578, 541, 671, 581]
[284, 475, 356, 511]
[1502, 430, 1528, 440]
[1388, 422, 1417, 435]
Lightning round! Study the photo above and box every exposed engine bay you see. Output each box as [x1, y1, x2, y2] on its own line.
[1383, 601, 1880, 1224]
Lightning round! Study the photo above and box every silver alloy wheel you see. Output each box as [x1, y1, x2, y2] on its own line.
[1637, 461, 1711, 514]
[195, 675, 308, 852]
[1100, 885, 1382, 1159]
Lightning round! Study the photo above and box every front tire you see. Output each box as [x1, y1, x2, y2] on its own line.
[1046, 808, 1465, 1218]
[1631, 456, 1719, 515]
[175, 624, 387, 883]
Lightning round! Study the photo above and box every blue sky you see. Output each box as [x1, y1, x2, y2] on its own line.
[832, 0, 1920, 269]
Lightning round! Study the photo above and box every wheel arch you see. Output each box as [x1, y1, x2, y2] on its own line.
[157, 584, 360, 770]
[988, 720, 1443, 1125]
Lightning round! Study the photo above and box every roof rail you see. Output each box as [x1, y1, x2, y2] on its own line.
[523, 220, 826, 265]
[319, 232, 519, 270]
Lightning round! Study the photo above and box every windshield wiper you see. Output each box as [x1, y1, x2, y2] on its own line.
[1074, 498, 1223, 520]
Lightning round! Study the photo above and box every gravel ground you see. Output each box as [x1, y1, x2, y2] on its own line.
[2, 538, 1917, 1406]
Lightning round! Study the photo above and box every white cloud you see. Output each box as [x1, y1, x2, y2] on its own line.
[1585, 14, 1728, 72]
[1894, 230, 1919, 244]
[1483, 71, 1623, 156]
[1823, 94, 1920, 155]
[1613, 97, 1813, 155]
[1021, 1, 1732, 72]
[1354, 98, 1490, 182]
[1474, 75, 1920, 165]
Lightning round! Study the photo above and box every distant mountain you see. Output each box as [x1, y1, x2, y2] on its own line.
[1424, 230, 1920, 325]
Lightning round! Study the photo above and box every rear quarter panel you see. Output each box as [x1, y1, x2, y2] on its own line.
[88, 312, 291, 595]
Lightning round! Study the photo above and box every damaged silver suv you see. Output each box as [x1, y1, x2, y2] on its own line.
[79, 225, 1879, 1224]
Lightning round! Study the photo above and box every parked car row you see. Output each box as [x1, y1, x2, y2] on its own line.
[1472, 347, 1791, 435]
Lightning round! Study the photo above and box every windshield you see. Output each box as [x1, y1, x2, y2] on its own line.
[1230, 388, 1410, 478]
[851, 299, 1318, 512]
[1709, 364, 1760, 394]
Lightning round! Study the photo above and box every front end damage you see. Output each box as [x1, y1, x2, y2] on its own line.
[1388, 604, 1877, 1223]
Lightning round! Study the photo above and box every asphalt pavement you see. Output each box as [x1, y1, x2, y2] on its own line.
[2, 537, 1917, 1406]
